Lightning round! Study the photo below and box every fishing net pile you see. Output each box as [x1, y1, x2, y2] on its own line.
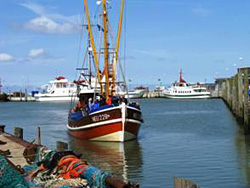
[23, 148, 111, 188]
[0, 154, 29, 188]
[0, 147, 111, 188]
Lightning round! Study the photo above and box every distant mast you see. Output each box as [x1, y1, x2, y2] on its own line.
[0, 78, 2, 94]
[179, 69, 186, 83]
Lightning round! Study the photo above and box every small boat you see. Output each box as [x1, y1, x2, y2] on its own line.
[127, 86, 148, 99]
[118, 86, 147, 99]
[67, 0, 143, 142]
[34, 76, 79, 102]
[163, 70, 211, 99]
[0, 93, 8, 102]
[154, 85, 166, 92]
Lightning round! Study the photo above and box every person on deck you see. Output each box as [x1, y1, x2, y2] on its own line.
[112, 95, 119, 106]
[99, 95, 106, 107]
[120, 95, 128, 104]
[107, 95, 112, 105]
[88, 98, 92, 111]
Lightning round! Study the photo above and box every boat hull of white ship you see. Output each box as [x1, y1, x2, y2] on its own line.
[67, 103, 142, 142]
[164, 93, 211, 99]
[35, 95, 77, 102]
[125, 91, 145, 99]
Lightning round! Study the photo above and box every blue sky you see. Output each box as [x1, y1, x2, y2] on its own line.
[1, 0, 250, 90]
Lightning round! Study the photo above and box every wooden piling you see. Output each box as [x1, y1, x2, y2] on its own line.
[238, 70, 244, 120]
[37, 127, 41, 145]
[243, 68, 250, 132]
[0, 125, 5, 133]
[215, 67, 250, 134]
[56, 141, 68, 152]
[174, 177, 200, 188]
[14, 127, 23, 139]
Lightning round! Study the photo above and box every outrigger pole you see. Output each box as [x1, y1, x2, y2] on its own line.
[102, 0, 110, 102]
[112, 0, 125, 94]
[83, 0, 103, 94]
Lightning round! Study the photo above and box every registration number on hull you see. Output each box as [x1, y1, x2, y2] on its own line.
[92, 114, 110, 122]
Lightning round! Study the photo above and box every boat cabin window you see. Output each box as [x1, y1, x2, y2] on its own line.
[194, 89, 206, 92]
[56, 83, 62, 88]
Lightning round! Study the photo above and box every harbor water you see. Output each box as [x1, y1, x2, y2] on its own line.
[0, 99, 250, 188]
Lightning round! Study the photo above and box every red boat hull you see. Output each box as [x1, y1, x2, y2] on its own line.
[68, 103, 142, 142]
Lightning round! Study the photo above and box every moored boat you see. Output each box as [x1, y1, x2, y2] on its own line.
[34, 76, 78, 102]
[163, 70, 211, 99]
[127, 86, 148, 99]
[0, 93, 8, 102]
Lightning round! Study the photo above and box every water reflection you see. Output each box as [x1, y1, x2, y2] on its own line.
[68, 136, 143, 182]
[235, 129, 250, 187]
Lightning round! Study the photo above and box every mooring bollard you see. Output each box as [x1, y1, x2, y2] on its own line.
[14, 127, 23, 139]
[56, 141, 68, 152]
[0, 125, 5, 133]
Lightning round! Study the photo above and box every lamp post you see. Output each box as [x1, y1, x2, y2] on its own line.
[128, 78, 132, 91]
[157, 78, 161, 97]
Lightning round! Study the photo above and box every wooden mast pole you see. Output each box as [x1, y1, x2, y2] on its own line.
[112, 0, 125, 94]
[102, 0, 109, 101]
[83, 0, 103, 94]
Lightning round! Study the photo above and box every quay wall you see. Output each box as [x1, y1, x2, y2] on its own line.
[142, 91, 164, 98]
[214, 67, 250, 133]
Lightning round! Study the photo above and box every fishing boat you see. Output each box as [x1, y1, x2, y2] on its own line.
[34, 76, 79, 101]
[67, 0, 143, 142]
[163, 70, 211, 99]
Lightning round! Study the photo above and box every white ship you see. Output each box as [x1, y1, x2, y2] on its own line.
[118, 86, 147, 99]
[34, 76, 78, 102]
[126, 86, 147, 99]
[163, 70, 211, 99]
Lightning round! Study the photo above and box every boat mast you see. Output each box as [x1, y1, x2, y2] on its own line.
[179, 69, 182, 83]
[0, 78, 2, 94]
[83, 0, 103, 94]
[87, 33, 92, 84]
[102, 0, 110, 102]
[112, 0, 125, 93]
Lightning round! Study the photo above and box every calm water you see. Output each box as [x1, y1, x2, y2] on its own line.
[1, 99, 250, 187]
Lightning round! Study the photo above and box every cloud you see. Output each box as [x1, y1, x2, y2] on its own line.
[20, 2, 80, 35]
[28, 48, 45, 58]
[25, 16, 79, 34]
[0, 53, 14, 62]
[192, 7, 211, 16]
[20, 2, 45, 15]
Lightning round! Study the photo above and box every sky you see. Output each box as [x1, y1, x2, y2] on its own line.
[1, 0, 250, 91]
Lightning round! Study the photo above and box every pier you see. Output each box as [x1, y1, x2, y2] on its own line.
[8, 91, 36, 102]
[214, 67, 250, 133]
